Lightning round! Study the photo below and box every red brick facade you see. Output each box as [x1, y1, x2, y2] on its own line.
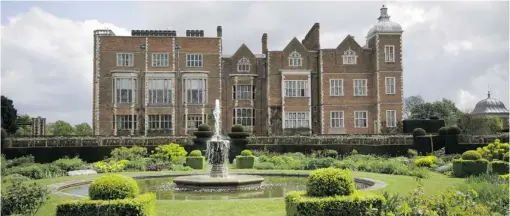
[93, 13, 403, 136]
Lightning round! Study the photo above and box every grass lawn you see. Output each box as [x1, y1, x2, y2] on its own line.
[32, 169, 465, 216]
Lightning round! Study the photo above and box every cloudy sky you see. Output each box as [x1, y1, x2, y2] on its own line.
[1, 1, 509, 125]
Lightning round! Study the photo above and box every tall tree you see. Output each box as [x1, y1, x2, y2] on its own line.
[74, 123, 93, 136]
[458, 113, 503, 135]
[1, 96, 18, 134]
[409, 98, 462, 126]
[16, 114, 32, 136]
[52, 120, 75, 136]
[403, 95, 425, 119]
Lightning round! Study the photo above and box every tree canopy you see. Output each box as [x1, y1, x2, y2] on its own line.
[1, 96, 18, 134]
[75, 123, 93, 136]
[407, 97, 462, 126]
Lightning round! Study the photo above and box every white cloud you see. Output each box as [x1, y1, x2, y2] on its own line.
[1, 7, 129, 124]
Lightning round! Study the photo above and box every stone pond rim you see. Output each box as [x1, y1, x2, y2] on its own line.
[172, 174, 265, 189]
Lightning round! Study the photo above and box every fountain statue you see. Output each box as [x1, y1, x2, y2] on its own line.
[173, 99, 264, 189]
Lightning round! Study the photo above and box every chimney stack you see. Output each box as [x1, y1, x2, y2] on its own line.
[217, 26, 222, 37]
[262, 33, 268, 53]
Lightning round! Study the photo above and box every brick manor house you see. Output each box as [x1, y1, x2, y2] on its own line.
[92, 5, 404, 136]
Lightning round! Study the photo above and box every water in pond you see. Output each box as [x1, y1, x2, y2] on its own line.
[62, 176, 370, 200]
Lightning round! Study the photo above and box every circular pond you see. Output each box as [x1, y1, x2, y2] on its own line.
[60, 175, 374, 200]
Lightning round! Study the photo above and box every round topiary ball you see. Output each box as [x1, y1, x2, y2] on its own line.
[461, 150, 482, 161]
[503, 152, 509, 162]
[232, 124, 245, 133]
[88, 174, 139, 200]
[189, 150, 202, 157]
[197, 124, 211, 132]
[438, 127, 448, 135]
[412, 128, 426, 137]
[447, 126, 461, 135]
[240, 149, 253, 156]
[306, 167, 356, 197]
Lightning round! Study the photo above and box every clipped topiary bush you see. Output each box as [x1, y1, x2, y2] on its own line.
[189, 150, 202, 157]
[307, 167, 355, 197]
[186, 156, 205, 170]
[491, 161, 509, 175]
[197, 124, 211, 131]
[407, 149, 418, 158]
[232, 124, 244, 132]
[88, 174, 140, 200]
[56, 193, 156, 216]
[350, 149, 359, 155]
[452, 159, 488, 177]
[438, 127, 448, 135]
[462, 150, 482, 160]
[241, 149, 253, 156]
[447, 126, 461, 135]
[412, 128, 426, 137]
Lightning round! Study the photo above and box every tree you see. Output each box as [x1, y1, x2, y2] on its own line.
[403, 95, 425, 119]
[52, 120, 75, 136]
[75, 123, 93, 136]
[457, 113, 503, 135]
[409, 98, 462, 126]
[15, 114, 32, 136]
[1, 96, 18, 134]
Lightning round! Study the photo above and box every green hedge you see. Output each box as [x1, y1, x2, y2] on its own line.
[235, 156, 255, 169]
[491, 161, 509, 175]
[452, 159, 488, 177]
[285, 191, 385, 216]
[56, 193, 156, 216]
[186, 156, 205, 170]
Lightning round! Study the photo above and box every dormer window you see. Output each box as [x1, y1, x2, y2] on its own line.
[237, 57, 251, 72]
[288, 51, 302, 67]
[342, 48, 357, 65]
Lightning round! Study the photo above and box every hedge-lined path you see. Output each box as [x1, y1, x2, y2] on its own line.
[34, 170, 464, 216]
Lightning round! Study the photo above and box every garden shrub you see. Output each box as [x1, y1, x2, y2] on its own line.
[1, 181, 51, 216]
[6, 155, 35, 168]
[457, 174, 509, 215]
[305, 157, 336, 170]
[254, 162, 275, 170]
[504, 152, 509, 162]
[93, 160, 129, 173]
[490, 160, 509, 175]
[240, 149, 253, 156]
[232, 124, 244, 132]
[452, 159, 488, 177]
[52, 156, 85, 172]
[406, 149, 418, 158]
[7, 163, 65, 179]
[307, 167, 355, 197]
[88, 174, 139, 200]
[438, 126, 448, 135]
[1, 154, 6, 176]
[283, 152, 306, 160]
[412, 128, 426, 137]
[285, 191, 385, 216]
[197, 124, 211, 131]
[126, 158, 147, 171]
[110, 146, 147, 161]
[56, 193, 156, 216]
[447, 126, 461, 134]
[476, 139, 510, 161]
[172, 164, 194, 171]
[461, 150, 482, 160]
[189, 150, 202, 157]
[413, 155, 438, 168]
[145, 159, 172, 171]
[2, 173, 32, 183]
[186, 156, 205, 169]
[257, 155, 269, 163]
[501, 174, 509, 181]
[350, 149, 359, 155]
[236, 155, 255, 169]
[151, 143, 187, 164]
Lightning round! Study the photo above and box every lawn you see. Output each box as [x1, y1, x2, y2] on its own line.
[33, 169, 465, 216]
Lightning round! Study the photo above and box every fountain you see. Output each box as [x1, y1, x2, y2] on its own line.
[173, 99, 264, 190]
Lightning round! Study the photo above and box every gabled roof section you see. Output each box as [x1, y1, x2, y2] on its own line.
[336, 34, 362, 50]
[283, 37, 308, 53]
[231, 43, 255, 59]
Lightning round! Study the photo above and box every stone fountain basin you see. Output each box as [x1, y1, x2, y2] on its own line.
[173, 174, 265, 189]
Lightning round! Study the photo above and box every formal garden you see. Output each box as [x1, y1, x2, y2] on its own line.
[1, 128, 509, 216]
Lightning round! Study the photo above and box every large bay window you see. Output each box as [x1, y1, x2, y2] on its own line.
[183, 78, 207, 105]
[148, 114, 172, 130]
[114, 77, 137, 104]
[284, 112, 310, 128]
[114, 115, 137, 130]
[284, 80, 308, 97]
[233, 108, 255, 127]
[147, 78, 172, 105]
[233, 85, 254, 100]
